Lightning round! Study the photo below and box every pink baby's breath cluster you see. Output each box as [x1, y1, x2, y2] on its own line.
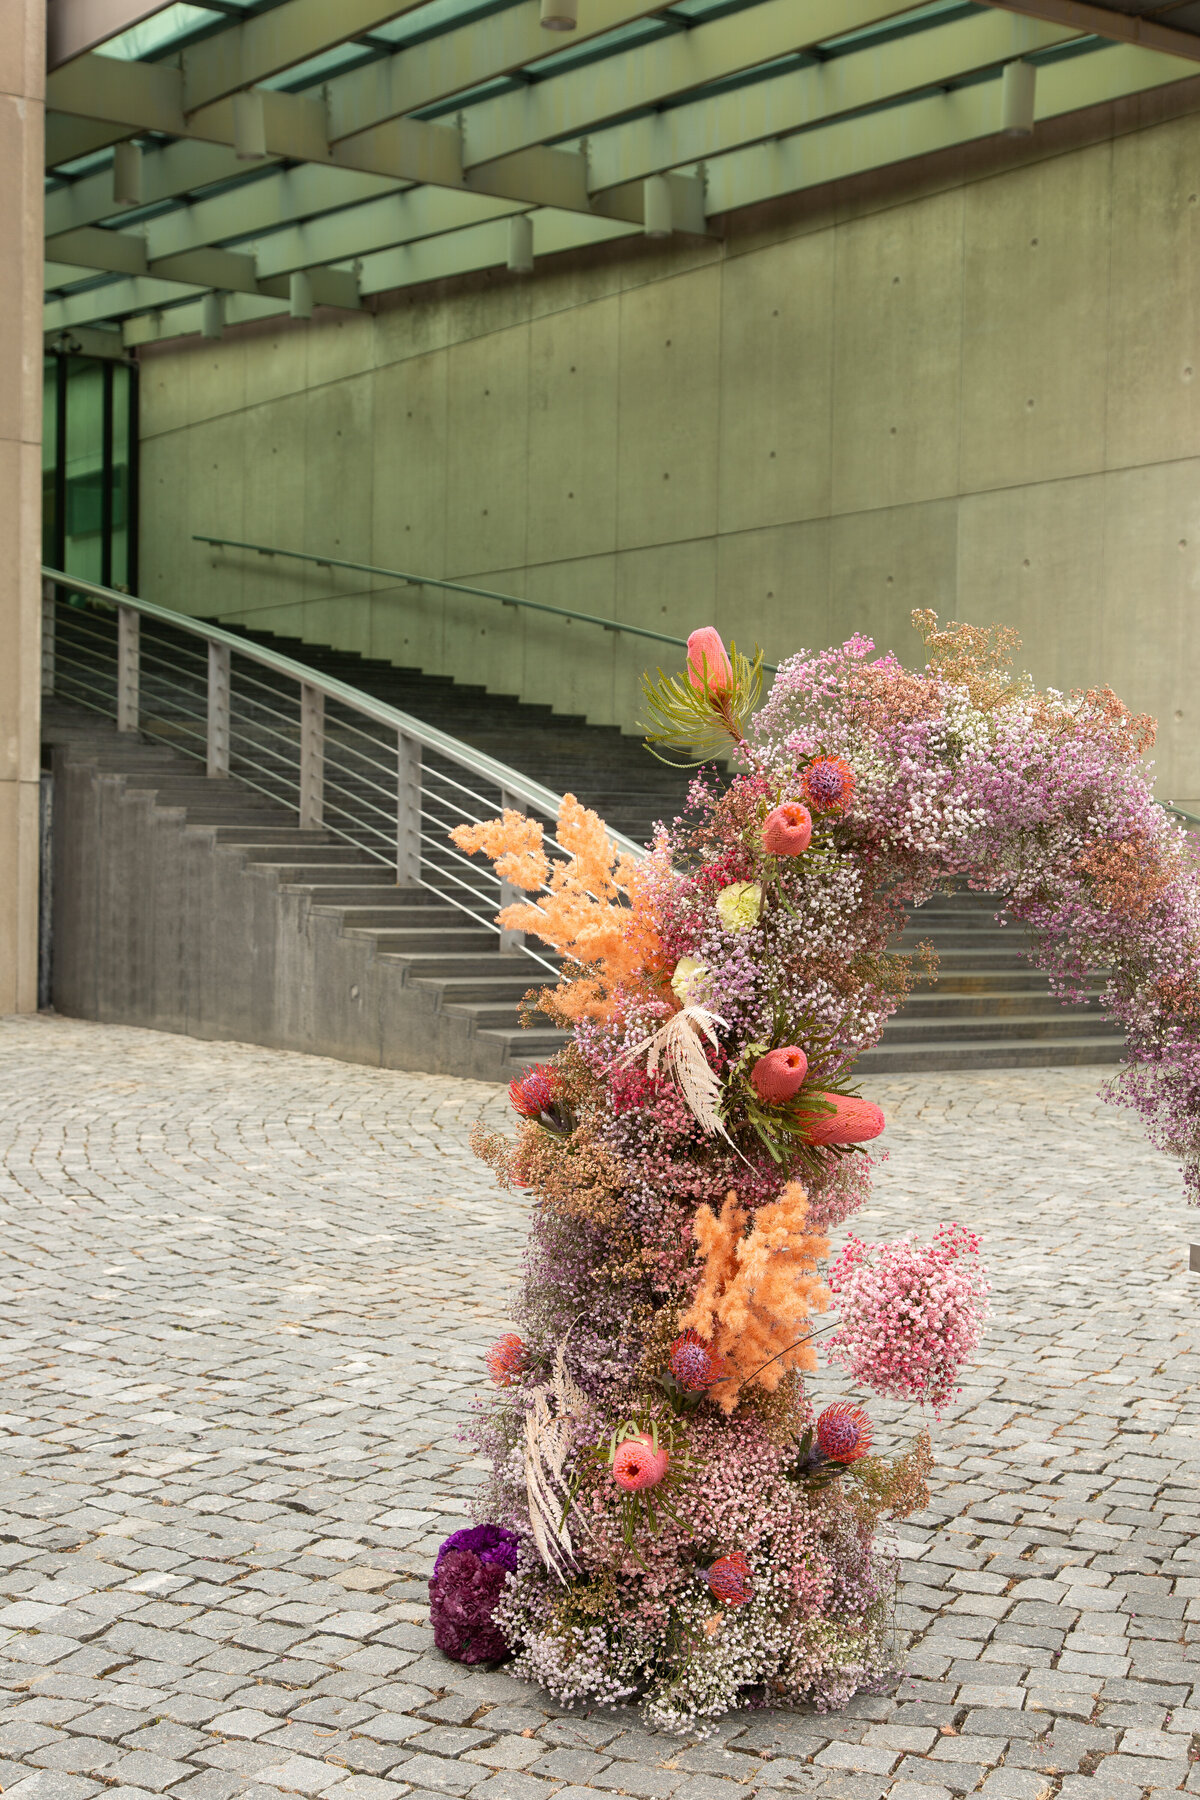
[826, 1224, 990, 1414]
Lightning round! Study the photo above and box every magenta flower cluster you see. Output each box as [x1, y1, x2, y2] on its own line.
[826, 1224, 990, 1415]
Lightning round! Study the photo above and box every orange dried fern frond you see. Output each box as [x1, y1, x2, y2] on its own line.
[451, 795, 664, 1015]
[679, 1183, 830, 1414]
[451, 810, 549, 891]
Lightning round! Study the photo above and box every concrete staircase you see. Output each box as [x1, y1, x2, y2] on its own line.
[856, 888, 1124, 1074]
[209, 619, 695, 852]
[45, 601, 1127, 1076]
[42, 701, 565, 1078]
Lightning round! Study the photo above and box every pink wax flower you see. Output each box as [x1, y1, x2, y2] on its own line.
[686, 628, 733, 696]
[612, 1433, 670, 1492]
[827, 1223, 990, 1414]
[762, 802, 813, 856]
[751, 1045, 809, 1104]
[803, 1094, 884, 1146]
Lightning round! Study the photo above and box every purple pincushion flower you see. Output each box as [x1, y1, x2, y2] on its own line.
[429, 1525, 520, 1665]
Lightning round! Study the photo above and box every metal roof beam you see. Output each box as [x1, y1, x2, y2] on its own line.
[180, 0, 439, 112]
[48, 0, 179, 69]
[982, 0, 1200, 62]
[44, 52, 674, 225]
[418, 0, 920, 174]
[582, 6, 1080, 194]
[45, 143, 398, 238]
[324, 0, 676, 144]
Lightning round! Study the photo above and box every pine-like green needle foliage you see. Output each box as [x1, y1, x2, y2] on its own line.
[640, 642, 764, 765]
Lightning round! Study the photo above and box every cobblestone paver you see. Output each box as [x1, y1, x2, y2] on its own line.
[0, 1014, 1196, 1800]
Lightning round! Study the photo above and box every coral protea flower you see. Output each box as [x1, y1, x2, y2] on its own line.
[801, 755, 855, 815]
[612, 1433, 670, 1492]
[706, 1551, 752, 1606]
[667, 1329, 725, 1391]
[803, 1094, 885, 1146]
[485, 1333, 528, 1387]
[816, 1403, 873, 1465]
[751, 1045, 809, 1104]
[509, 1066, 556, 1119]
[762, 802, 813, 856]
[686, 627, 733, 695]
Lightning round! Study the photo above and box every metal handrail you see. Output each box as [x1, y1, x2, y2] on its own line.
[43, 565, 644, 863]
[193, 532, 779, 673]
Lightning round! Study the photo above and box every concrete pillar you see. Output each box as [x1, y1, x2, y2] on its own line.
[0, 0, 45, 1013]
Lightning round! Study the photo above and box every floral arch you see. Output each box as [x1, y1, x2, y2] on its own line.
[426, 614, 1200, 1734]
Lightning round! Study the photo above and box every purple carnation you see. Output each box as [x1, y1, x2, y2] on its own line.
[433, 1523, 519, 1577]
[429, 1548, 513, 1665]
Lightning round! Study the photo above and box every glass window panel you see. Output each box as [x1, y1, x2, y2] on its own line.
[101, 3, 222, 60]
[42, 359, 59, 567]
[368, 0, 519, 47]
[110, 364, 132, 591]
[64, 358, 106, 584]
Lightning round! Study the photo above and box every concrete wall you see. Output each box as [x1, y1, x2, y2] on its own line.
[0, 0, 44, 1011]
[141, 88, 1200, 804]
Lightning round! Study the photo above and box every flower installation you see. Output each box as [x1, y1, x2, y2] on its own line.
[428, 613, 1200, 1733]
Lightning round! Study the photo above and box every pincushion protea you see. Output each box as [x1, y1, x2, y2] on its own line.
[486, 1333, 529, 1387]
[705, 1551, 752, 1606]
[667, 1329, 726, 1392]
[816, 1403, 873, 1465]
[509, 1066, 557, 1119]
[801, 755, 855, 815]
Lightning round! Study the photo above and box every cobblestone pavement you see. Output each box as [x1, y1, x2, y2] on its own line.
[0, 1014, 1196, 1800]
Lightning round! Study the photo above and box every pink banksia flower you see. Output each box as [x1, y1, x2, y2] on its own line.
[762, 802, 813, 856]
[612, 1433, 670, 1492]
[485, 1333, 528, 1387]
[801, 755, 855, 815]
[705, 1551, 752, 1606]
[686, 628, 733, 696]
[816, 1403, 873, 1465]
[667, 1329, 725, 1391]
[509, 1066, 557, 1119]
[751, 1045, 809, 1104]
[803, 1094, 885, 1146]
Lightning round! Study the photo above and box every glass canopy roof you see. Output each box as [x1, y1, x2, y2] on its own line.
[41, 0, 1200, 349]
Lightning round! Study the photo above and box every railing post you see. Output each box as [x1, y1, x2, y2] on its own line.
[41, 579, 56, 698]
[300, 684, 324, 829]
[397, 731, 421, 885]
[498, 788, 525, 953]
[117, 605, 139, 731]
[207, 643, 231, 777]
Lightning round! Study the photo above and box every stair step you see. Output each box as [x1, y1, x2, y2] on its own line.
[857, 1036, 1126, 1073]
[880, 1011, 1121, 1046]
[898, 990, 1107, 1020]
[312, 904, 466, 929]
[342, 926, 498, 953]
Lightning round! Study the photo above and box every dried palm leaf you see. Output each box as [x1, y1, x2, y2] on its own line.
[620, 1006, 740, 1148]
[523, 1347, 593, 1582]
